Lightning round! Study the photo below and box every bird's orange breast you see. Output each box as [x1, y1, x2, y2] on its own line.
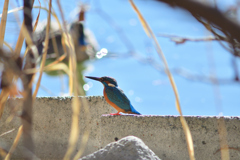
[103, 88, 126, 113]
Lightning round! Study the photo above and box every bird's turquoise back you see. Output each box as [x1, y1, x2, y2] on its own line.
[105, 86, 132, 112]
[105, 86, 140, 114]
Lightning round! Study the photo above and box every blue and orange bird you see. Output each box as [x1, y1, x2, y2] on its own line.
[85, 76, 141, 115]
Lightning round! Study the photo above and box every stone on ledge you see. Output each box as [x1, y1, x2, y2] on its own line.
[80, 136, 161, 160]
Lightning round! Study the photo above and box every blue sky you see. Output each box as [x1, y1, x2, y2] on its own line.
[1, 0, 240, 116]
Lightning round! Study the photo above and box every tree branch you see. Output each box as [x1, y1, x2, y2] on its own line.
[21, 0, 35, 159]
[156, 0, 240, 43]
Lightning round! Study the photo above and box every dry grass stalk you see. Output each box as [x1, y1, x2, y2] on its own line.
[0, 1, 91, 159]
[55, 2, 90, 159]
[217, 118, 230, 160]
[0, 0, 10, 120]
[33, 0, 41, 31]
[0, 128, 15, 137]
[0, 48, 22, 120]
[129, 0, 195, 159]
[0, 0, 9, 47]
[155, 1, 232, 159]
[33, 0, 52, 100]
[0, 89, 10, 119]
[0, 148, 7, 158]
[56, 1, 81, 159]
[24, 62, 70, 75]
[4, 125, 23, 160]
[3, 41, 13, 52]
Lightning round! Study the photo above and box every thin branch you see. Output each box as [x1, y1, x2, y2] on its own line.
[192, 15, 234, 54]
[156, 0, 240, 43]
[157, 34, 219, 44]
[21, 0, 36, 159]
[93, 8, 135, 52]
[104, 51, 238, 85]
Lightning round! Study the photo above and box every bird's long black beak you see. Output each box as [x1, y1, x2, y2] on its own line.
[85, 76, 101, 82]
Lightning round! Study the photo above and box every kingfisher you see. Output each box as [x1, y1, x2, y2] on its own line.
[85, 76, 141, 115]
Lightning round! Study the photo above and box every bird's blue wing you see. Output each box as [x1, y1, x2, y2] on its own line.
[105, 87, 131, 111]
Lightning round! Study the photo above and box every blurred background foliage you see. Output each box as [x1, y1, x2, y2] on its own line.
[0, 0, 240, 116]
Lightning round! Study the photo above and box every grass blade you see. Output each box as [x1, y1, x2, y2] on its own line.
[0, 89, 9, 119]
[3, 41, 13, 52]
[33, 0, 41, 32]
[4, 125, 23, 160]
[44, 63, 70, 75]
[0, 128, 15, 137]
[56, 2, 91, 159]
[33, 0, 52, 100]
[129, 0, 195, 159]
[0, 0, 9, 47]
[56, 1, 79, 159]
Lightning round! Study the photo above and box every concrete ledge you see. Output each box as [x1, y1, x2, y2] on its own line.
[1, 96, 114, 159]
[101, 115, 240, 160]
[1, 97, 240, 160]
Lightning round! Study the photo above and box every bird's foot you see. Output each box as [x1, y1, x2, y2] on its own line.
[110, 112, 121, 115]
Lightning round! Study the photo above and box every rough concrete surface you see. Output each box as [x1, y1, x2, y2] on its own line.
[0, 96, 115, 160]
[80, 136, 161, 160]
[101, 115, 240, 160]
[1, 97, 240, 160]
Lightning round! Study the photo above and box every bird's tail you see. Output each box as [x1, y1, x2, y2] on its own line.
[130, 104, 141, 115]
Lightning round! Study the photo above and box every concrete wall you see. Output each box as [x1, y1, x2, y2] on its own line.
[0, 96, 114, 160]
[1, 97, 240, 160]
[101, 115, 240, 160]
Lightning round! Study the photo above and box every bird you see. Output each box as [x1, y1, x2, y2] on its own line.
[85, 76, 141, 115]
[33, 7, 98, 62]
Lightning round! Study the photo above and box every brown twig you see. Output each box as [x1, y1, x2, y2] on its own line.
[156, 0, 240, 43]
[92, 1, 238, 85]
[157, 34, 219, 44]
[21, 0, 36, 159]
[155, 0, 240, 85]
